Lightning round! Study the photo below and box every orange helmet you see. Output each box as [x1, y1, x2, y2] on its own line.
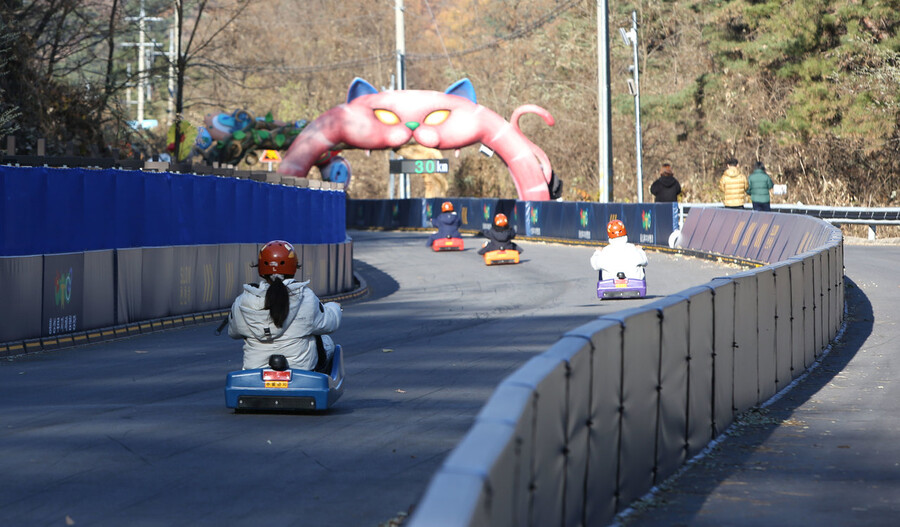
[441, 201, 454, 213]
[607, 220, 627, 239]
[494, 213, 509, 228]
[258, 240, 298, 276]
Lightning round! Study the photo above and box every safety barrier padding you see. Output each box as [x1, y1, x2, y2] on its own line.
[473, 382, 536, 527]
[669, 286, 715, 457]
[654, 296, 690, 484]
[771, 263, 794, 393]
[601, 307, 660, 508]
[543, 338, 593, 527]
[82, 250, 115, 330]
[733, 271, 760, 409]
[502, 353, 568, 527]
[707, 277, 736, 435]
[410, 207, 843, 527]
[564, 320, 622, 525]
[0, 256, 42, 343]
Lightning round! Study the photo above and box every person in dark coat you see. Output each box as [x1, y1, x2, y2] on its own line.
[477, 213, 523, 254]
[649, 163, 682, 203]
[427, 201, 463, 246]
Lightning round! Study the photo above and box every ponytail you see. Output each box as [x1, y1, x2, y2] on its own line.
[264, 276, 290, 328]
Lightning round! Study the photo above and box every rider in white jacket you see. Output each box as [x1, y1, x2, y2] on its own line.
[590, 220, 648, 280]
[228, 240, 342, 370]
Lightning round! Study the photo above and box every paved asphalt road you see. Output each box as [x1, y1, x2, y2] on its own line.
[623, 244, 900, 527]
[0, 231, 734, 527]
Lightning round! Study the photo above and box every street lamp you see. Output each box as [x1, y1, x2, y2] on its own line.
[619, 11, 644, 203]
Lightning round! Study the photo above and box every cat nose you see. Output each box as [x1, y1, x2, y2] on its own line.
[405, 122, 420, 130]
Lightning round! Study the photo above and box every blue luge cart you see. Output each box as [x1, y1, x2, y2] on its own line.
[225, 345, 345, 411]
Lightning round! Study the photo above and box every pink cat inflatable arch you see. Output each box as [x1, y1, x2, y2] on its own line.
[278, 78, 560, 201]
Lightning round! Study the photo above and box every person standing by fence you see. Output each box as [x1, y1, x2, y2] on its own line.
[650, 163, 682, 203]
[719, 158, 749, 209]
[747, 161, 775, 211]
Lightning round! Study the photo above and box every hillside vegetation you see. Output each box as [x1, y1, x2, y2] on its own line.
[2, 0, 898, 207]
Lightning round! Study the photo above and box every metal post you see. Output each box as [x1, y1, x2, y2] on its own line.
[395, 0, 406, 91]
[395, 0, 407, 199]
[597, 0, 614, 203]
[630, 11, 644, 203]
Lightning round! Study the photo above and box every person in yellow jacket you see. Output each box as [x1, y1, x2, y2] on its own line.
[719, 158, 749, 209]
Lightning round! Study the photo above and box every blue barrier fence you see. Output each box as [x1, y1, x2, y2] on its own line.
[0, 165, 352, 352]
[347, 198, 680, 246]
[0, 166, 346, 256]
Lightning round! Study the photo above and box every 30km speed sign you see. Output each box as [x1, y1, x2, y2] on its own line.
[389, 158, 449, 174]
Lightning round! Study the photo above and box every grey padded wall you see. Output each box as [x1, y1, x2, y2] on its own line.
[772, 263, 794, 392]
[788, 259, 808, 376]
[440, 420, 518, 527]
[116, 248, 143, 325]
[812, 251, 826, 354]
[503, 354, 568, 527]
[756, 268, 777, 402]
[655, 296, 690, 484]
[708, 278, 736, 434]
[544, 337, 594, 527]
[0, 255, 43, 343]
[565, 320, 622, 525]
[82, 250, 115, 330]
[796, 256, 818, 366]
[671, 286, 715, 458]
[599, 308, 660, 509]
[732, 272, 760, 408]
[141, 247, 176, 320]
[474, 383, 536, 527]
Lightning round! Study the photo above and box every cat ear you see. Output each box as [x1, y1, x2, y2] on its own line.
[445, 79, 477, 104]
[347, 78, 378, 103]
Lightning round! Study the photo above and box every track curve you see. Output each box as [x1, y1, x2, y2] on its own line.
[0, 231, 737, 527]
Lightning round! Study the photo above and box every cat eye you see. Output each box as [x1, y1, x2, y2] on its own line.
[423, 110, 450, 126]
[374, 109, 400, 125]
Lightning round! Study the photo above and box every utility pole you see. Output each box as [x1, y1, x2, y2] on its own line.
[597, 0, 614, 203]
[393, 0, 408, 199]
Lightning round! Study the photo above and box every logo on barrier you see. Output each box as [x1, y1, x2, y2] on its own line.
[483, 204, 491, 221]
[54, 268, 73, 307]
[640, 210, 655, 243]
[426, 203, 433, 218]
[641, 210, 652, 231]
[530, 207, 539, 226]
[577, 208, 592, 240]
[392, 204, 399, 219]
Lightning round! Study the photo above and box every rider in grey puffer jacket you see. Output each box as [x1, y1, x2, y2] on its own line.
[228, 240, 341, 371]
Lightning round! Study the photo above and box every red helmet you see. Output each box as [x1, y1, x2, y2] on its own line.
[494, 213, 508, 228]
[258, 240, 298, 276]
[441, 201, 454, 213]
[607, 220, 626, 239]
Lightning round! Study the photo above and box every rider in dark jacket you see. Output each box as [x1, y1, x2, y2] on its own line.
[478, 213, 523, 254]
[427, 201, 463, 246]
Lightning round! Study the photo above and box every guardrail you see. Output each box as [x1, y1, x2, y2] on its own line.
[682, 202, 900, 240]
[407, 207, 843, 527]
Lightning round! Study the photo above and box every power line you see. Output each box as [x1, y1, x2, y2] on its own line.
[247, 0, 582, 74]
